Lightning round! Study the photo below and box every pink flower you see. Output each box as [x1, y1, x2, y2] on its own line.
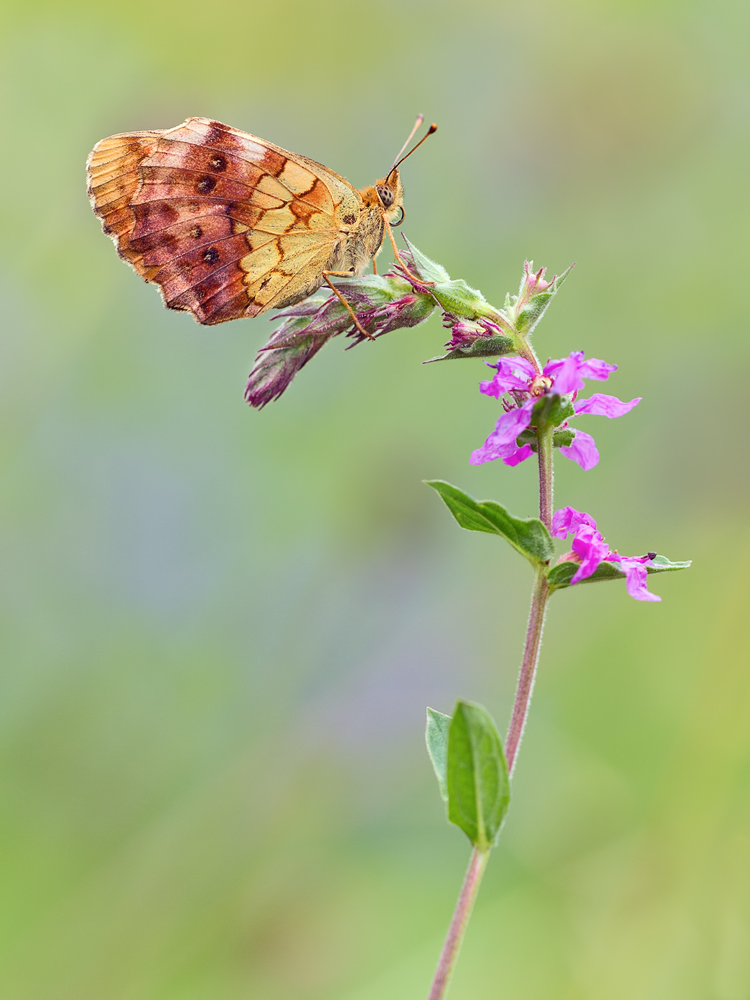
[552, 506, 660, 602]
[471, 351, 640, 468]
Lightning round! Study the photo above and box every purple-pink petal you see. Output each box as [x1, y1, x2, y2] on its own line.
[543, 351, 617, 396]
[470, 437, 533, 466]
[479, 357, 535, 397]
[552, 506, 597, 539]
[577, 357, 618, 382]
[501, 443, 534, 466]
[570, 524, 611, 583]
[544, 351, 586, 394]
[491, 399, 535, 445]
[616, 557, 661, 602]
[470, 399, 535, 465]
[559, 429, 599, 470]
[574, 393, 641, 418]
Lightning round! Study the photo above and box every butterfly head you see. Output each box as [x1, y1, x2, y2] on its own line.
[375, 169, 405, 224]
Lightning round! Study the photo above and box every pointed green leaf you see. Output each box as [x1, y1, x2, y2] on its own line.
[447, 701, 510, 850]
[423, 334, 515, 363]
[426, 480, 553, 564]
[547, 554, 692, 591]
[426, 708, 451, 801]
[400, 238, 451, 283]
[429, 278, 496, 319]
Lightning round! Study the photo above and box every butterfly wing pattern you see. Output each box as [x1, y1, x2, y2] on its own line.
[87, 118, 402, 325]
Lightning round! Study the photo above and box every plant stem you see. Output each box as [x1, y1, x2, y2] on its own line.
[504, 425, 554, 774]
[504, 565, 549, 774]
[516, 340, 542, 375]
[537, 425, 554, 531]
[427, 847, 490, 1000]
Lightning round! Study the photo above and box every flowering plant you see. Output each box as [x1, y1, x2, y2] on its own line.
[247, 240, 690, 999]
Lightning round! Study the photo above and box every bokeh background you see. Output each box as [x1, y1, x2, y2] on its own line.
[1, 0, 749, 997]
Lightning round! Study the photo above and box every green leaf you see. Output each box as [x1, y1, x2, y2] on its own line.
[423, 334, 515, 363]
[447, 701, 510, 850]
[425, 480, 553, 564]
[547, 554, 692, 590]
[430, 278, 496, 319]
[426, 708, 451, 801]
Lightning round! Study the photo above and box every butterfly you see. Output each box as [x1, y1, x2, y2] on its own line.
[86, 116, 436, 331]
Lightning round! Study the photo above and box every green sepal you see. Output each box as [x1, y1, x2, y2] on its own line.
[514, 264, 574, 336]
[531, 393, 575, 431]
[515, 425, 576, 453]
[447, 701, 510, 850]
[547, 554, 692, 591]
[423, 334, 515, 363]
[552, 428, 576, 448]
[426, 708, 451, 801]
[426, 480, 553, 564]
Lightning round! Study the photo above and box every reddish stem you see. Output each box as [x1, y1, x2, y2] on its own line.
[427, 848, 489, 1000]
[506, 426, 553, 773]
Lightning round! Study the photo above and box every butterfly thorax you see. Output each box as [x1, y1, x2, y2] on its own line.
[341, 169, 403, 276]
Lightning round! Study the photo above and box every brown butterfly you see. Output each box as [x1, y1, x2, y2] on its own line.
[86, 116, 435, 331]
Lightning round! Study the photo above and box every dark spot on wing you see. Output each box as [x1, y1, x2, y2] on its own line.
[190, 225, 203, 239]
[202, 247, 220, 265]
[196, 175, 217, 194]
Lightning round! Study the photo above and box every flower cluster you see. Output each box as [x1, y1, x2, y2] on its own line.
[245, 274, 436, 408]
[552, 506, 660, 602]
[471, 351, 640, 469]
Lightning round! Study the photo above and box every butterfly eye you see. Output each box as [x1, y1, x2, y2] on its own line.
[391, 205, 405, 227]
[376, 184, 395, 209]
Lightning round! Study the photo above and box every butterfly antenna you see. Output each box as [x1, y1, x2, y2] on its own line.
[388, 116, 437, 177]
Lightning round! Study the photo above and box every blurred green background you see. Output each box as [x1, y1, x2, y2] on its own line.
[1, 0, 749, 997]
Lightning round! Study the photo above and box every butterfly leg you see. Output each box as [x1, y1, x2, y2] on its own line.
[383, 216, 434, 288]
[322, 271, 376, 340]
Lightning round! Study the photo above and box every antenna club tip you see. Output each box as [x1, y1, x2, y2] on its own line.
[427, 123, 438, 134]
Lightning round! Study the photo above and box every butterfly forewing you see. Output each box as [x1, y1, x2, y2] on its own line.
[87, 117, 367, 325]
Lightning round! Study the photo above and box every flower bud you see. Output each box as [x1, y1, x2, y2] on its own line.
[510, 262, 574, 336]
